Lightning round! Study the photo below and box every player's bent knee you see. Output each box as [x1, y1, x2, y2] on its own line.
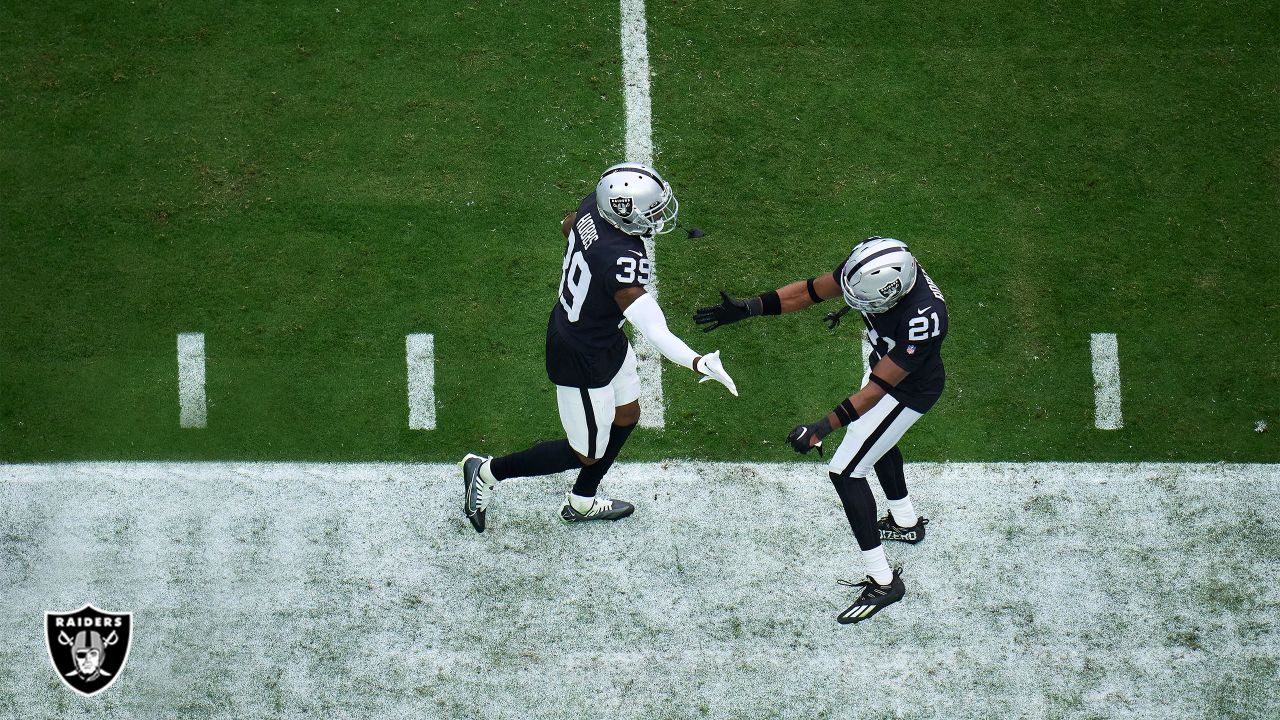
[614, 400, 641, 427]
[575, 450, 600, 466]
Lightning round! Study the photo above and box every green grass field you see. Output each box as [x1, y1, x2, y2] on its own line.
[2, 1, 1276, 463]
[3, 4, 1279, 717]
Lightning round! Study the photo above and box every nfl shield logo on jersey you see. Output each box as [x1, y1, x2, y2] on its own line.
[609, 196, 634, 217]
[45, 604, 133, 697]
[906, 344, 917, 354]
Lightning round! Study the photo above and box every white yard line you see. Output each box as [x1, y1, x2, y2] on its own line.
[620, 0, 654, 171]
[405, 333, 436, 430]
[620, 0, 664, 429]
[176, 332, 206, 429]
[1090, 332, 1123, 430]
[860, 333, 872, 386]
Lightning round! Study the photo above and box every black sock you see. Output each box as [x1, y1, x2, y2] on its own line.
[489, 439, 582, 481]
[874, 446, 908, 501]
[830, 472, 880, 551]
[571, 422, 637, 497]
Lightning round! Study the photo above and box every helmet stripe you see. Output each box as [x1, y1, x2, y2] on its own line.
[848, 245, 910, 275]
[600, 165, 664, 188]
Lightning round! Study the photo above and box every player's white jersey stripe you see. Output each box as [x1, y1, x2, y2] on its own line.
[406, 333, 436, 430]
[177, 332, 207, 429]
[621, 0, 663, 428]
[1090, 333, 1123, 430]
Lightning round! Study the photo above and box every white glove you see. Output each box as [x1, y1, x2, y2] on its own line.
[696, 350, 738, 396]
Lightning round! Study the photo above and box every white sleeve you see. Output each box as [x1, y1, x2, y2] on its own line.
[622, 293, 699, 370]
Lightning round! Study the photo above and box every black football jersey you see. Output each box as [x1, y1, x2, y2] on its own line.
[835, 263, 949, 412]
[546, 192, 651, 387]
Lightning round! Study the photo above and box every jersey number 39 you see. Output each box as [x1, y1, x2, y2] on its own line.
[558, 235, 652, 323]
[558, 235, 593, 322]
[615, 256, 653, 285]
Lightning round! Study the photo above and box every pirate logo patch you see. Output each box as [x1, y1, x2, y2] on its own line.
[609, 196, 634, 217]
[45, 604, 133, 697]
[878, 278, 902, 298]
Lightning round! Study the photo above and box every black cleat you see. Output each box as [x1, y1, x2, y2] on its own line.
[558, 493, 635, 523]
[836, 566, 905, 624]
[460, 453, 494, 533]
[878, 513, 929, 544]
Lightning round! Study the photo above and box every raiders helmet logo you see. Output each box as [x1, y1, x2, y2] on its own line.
[609, 196, 634, 217]
[45, 604, 133, 697]
[878, 278, 902, 298]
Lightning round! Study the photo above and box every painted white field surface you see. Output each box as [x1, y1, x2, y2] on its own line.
[1, 462, 1277, 719]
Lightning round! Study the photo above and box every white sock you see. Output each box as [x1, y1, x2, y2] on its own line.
[569, 492, 595, 514]
[886, 496, 917, 527]
[478, 459, 497, 486]
[861, 546, 893, 585]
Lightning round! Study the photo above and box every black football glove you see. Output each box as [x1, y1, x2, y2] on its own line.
[786, 418, 833, 456]
[824, 306, 851, 330]
[694, 291, 760, 332]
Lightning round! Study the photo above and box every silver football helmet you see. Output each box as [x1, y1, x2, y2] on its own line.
[839, 237, 917, 313]
[595, 162, 679, 237]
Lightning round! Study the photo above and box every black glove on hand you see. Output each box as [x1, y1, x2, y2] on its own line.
[824, 306, 851, 330]
[787, 417, 833, 456]
[694, 291, 759, 332]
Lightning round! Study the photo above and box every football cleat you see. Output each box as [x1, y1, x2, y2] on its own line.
[558, 493, 635, 523]
[877, 513, 929, 544]
[836, 566, 905, 624]
[460, 453, 495, 533]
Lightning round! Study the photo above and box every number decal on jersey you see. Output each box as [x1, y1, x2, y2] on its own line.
[558, 234, 592, 322]
[615, 256, 653, 285]
[908, 312, 941, 341]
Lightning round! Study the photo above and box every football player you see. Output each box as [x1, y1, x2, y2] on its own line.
[694, 237, 947, 623]
[461, 163, 737, 532]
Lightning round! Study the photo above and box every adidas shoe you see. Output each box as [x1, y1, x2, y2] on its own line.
[460, 453, 495, 533]
[836, 566, 905, 624]
[558, 493, 635, 523]
[878, 513, 929, 544]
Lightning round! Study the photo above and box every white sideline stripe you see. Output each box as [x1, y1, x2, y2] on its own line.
[1090, 332, 1122, 430]
[2, 461, 1277, 718]
[621, 0, 663, 429]
[405, 333, 436, 430]
[176, 332, 206, 429]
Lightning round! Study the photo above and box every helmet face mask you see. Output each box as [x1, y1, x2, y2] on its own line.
[840, 237, 917, 314]
[596, 163, 679, 237]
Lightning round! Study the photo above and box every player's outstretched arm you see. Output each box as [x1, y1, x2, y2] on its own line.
[694, 273, 841, 332]
[617, 287, 738, 396]
[786, 356, 908, 455]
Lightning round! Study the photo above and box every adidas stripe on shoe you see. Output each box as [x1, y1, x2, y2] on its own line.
[837, 566, 905, 624]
